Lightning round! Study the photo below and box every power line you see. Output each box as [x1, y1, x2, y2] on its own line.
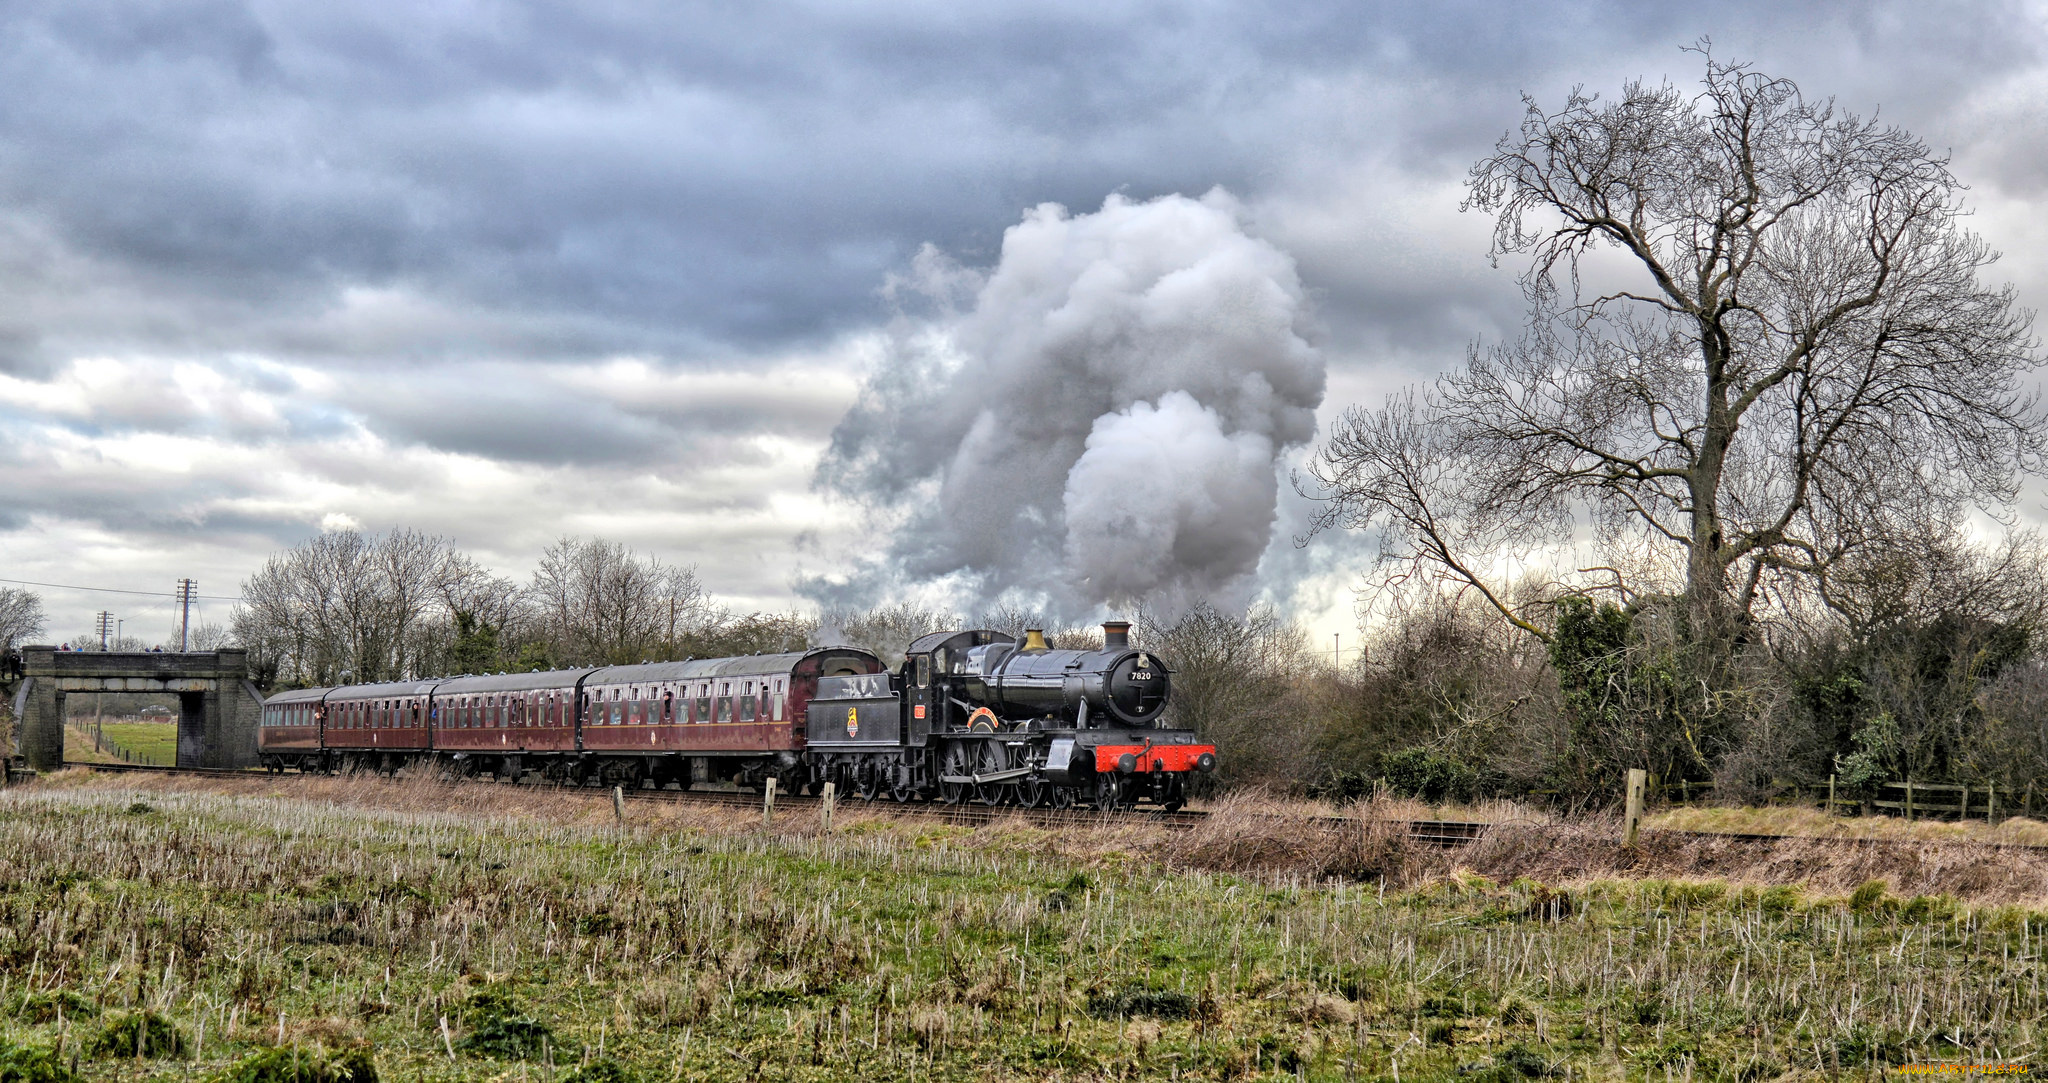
[0, 576, 243, 602]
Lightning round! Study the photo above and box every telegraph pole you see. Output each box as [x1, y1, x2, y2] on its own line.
[176, 579, 196, 652]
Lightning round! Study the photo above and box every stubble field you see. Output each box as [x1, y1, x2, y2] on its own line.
[1, 773, 2044, 1081]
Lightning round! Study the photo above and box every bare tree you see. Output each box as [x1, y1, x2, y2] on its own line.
[1144, 603, 1320, 788]
[526, 537, 716, 665]
[234, 529, 471, 686]
[0, 588, 45, 653]
[816, 603, 957, 666]
[1311, 52, 2042, 652]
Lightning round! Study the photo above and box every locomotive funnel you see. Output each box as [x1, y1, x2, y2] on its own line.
[1102, 621, 1131, 650]
[1023, 628, 1048, 651]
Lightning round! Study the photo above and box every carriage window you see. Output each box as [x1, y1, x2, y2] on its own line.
[693, 696, 709, 722]
[663, 691, 673, 722]
[738, 694, 757, 722]
[715, 695, 733, 723]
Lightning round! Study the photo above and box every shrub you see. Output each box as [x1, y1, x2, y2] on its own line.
[8, 990, 95, 1025]
[0, 1037, 81, 1083]
[1379, 747, 1476, 804]
[210, 1045, 377, 1083]
[1085, 988, 1195, 1021]
[1849, 880, 1889, 913]
[87, 1011, 185, 1059]
[455, 990, 559, 1061]
[560, 1059, 637, 1083]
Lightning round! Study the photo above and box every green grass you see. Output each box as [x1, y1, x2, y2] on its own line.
[1, 786, 2044, 1081]
[95, 723, 178, 765]
[60, 721, 178, 766]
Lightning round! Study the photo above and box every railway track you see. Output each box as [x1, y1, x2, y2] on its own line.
[55, 760, 1499, 843]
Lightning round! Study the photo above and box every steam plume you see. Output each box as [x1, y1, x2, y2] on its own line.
[814, 189, 1324, 616]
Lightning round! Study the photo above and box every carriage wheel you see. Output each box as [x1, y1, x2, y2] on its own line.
[856, 766, 883, 802]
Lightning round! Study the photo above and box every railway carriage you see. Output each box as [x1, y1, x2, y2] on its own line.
[576, 647, 884, 789]
[322, 679, 438, 771]
[429, 668, 586, 781]
[256, 686, 327, 771]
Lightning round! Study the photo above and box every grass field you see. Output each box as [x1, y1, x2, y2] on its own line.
[56, 721, 177, 766]
[2, 777, 2044, 1081]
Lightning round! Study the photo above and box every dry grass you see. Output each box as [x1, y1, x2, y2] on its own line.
[1419, 814, 2048, 906]
[1649, 803, 2048, 846]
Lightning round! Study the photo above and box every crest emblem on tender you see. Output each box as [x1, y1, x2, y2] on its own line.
[846, 706, 859, 738]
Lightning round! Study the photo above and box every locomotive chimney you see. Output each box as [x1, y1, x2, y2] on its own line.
[1023, 628, 1048, 651]
[1101, 620, 1131, 650]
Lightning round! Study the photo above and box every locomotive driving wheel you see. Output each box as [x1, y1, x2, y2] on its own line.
[973, 742, 1009, 806]
[855, 764, 883, 802]
[939, 744, 972, 805]
[1015, 768, 1050, 808]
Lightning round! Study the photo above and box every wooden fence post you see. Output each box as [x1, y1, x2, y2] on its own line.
[1827, 774, 1836, 817]
[1624, 769, 1646, 848]
[612, 785, 625, 827]
[1988, 782, 1997, 823]
[1905, 780, 1914, 823]
[821, 780, 836, 833]
[1962, 783, 1971, 823]
[762, 776, 777, 828]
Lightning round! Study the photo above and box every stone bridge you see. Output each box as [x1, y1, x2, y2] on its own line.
[8, 647, 261, 771]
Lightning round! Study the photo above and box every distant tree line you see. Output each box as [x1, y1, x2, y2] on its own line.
[232, 531, 818, 688]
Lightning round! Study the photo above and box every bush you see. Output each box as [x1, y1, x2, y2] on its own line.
[8, 990, 95, 1025]
[0, 1037, 80, 1083]
[560, 1059, 637, 1083]
[1379, 747, 1477, 804]
[1085, 988, 1195, 1021]
[456, 990, 559, 1061]
[211, 1046, 377, 1083]
[87, 1011, 185, 1059]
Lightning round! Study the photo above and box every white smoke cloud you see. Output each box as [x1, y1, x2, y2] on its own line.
[814, 189, 1324, 616]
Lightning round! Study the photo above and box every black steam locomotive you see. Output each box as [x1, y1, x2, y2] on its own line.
[805, 621, 1212, 810]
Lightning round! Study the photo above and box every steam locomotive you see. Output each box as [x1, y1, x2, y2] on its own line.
[258, 621, 1214, 810]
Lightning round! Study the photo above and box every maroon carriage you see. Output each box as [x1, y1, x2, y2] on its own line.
[257, 686, 328, 771]
[322, 679, 438, 771]
[427, 669, 590, 780]
[577, 647, 882, 789]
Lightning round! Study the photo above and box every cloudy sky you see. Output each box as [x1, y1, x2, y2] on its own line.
[4, 0, 2047, 645]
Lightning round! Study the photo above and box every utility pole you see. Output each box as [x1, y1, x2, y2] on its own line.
[176, 579, 196, 652]
[95, 611, 113, 651]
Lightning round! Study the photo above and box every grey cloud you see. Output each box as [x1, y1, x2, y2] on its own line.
[4, 0, 2032, 372]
